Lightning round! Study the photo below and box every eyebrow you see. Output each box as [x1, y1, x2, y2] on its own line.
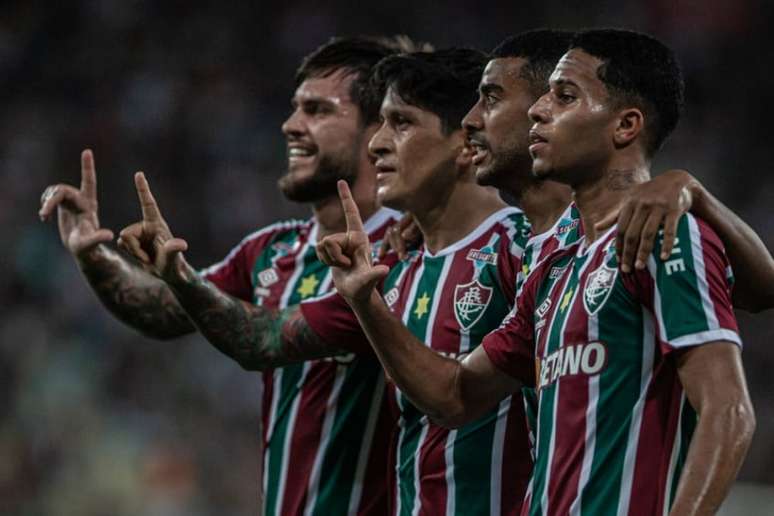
[479, 82, 504, 95]
[551, 78, 579, 88]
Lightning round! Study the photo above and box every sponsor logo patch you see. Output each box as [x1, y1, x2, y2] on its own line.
[466, 248, 498, 266]
[537, 341, 608, 389]
[384, 287, 400, 308]
[257, 268, 279, 287]
[454, 280, 493, 331]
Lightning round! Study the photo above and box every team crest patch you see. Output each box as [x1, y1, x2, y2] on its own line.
[583, 262, 618, 315]
[454, 280, 493, 331]
[257, 268, 279, 287]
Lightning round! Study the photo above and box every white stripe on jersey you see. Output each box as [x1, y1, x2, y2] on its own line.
[663, 394, 687, 516]
[687, 216, 720, 331]
[569, 312, 600, 516]
[304, 365, 348, 516]
[615, 308, 656, 516]
[444, 429, 458, 516]
[490, 396, 511, 516]
[273, 362, 313, 516]
[411, 417, 431, 516]
[279, 235, 313, 309]
[347, 374, 386, 515]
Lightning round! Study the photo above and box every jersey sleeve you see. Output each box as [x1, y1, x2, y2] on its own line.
[199, 232, 266, 301]
[300, 290, 372, 354]
[632, 213, 741, 354]
[481, 263, 540, 386]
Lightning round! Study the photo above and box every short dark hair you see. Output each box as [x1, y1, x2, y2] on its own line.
[370, 48, 488, 134]
[570, 29, 685, 155]
[490, 29, 575, 96]
[295, 36, 431, 125]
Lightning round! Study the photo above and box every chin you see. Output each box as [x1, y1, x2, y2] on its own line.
[474, 166, 497, 187]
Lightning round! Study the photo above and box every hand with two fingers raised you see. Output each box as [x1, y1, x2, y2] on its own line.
[38, 149, 115, 260]
[117, 172, 191, 284]
[316, 180, 390, 303]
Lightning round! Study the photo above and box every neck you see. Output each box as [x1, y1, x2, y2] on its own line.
[575, 156, 650, 243]
[518, 180, 573, 235]
[312, 188, 378, 240]
[414, 181, 507, 254]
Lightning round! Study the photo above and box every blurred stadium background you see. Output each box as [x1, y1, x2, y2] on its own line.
[1, 1, 772, 514]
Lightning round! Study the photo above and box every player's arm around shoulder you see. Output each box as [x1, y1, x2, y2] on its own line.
[632, 212, 755, 515]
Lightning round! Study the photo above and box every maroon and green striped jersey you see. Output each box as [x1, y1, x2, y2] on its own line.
[201, 207, 400, 516]
[303, 207, 534, 516]
[483, 213, 740, 516]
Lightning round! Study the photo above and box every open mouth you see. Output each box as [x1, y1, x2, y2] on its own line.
[528, 130, 548, 155]
[287, 144, 317, 161]
[468, 138, 489, 166]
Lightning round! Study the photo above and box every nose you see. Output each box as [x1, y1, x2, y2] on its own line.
[462, 101, 484, 135]
[282, 108, 305, 139]
[368, 122, 392, 161]
[528, 94, 550, 124]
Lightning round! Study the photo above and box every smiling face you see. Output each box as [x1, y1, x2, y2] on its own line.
[527, 49, 619, 187]
[279, 69, 364, 202]
[368, 86, 464, 212]
[462, 57, 537, 193]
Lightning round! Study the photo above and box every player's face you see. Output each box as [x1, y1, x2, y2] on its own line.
[527, 49, 618, 186]
[280, 70, 363, 202]
[368, 87, 463, 212]
[463, 57, 536, 192]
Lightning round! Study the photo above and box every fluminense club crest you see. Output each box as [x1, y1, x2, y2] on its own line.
[454, 280, 493, 331]
[583, 261, 618, 316]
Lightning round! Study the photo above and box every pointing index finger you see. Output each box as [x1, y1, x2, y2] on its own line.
[81, 149, 97, 200]
[134, 172, 163, 222]
[337, 180, 364, 233]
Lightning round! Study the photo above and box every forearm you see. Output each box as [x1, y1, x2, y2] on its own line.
[77, 244, 195, 339]
[167, 266, 342, 370]
[669, 402, 755, 515]
[691, 184, 774, 312]
[349, 290, 472, 427]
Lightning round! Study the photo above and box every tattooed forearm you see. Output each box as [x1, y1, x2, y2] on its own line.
[77, 245, 195, 339]
[168, 274, 344, 370]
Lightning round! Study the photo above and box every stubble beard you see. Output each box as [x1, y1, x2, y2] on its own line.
[278, 145, 360, 203]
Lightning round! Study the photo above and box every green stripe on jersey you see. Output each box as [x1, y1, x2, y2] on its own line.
[309, 359, 385, 516]
[654, 216, 710, 340]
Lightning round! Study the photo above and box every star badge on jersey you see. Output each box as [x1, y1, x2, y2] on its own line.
[583, 262, 618, 316]
[413, 292, 431, 319]
[297, 274, 319, 298]
[453, 280, 493, 331]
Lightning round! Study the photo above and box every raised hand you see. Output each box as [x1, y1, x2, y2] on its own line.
[377, 212, 422, 261]
[317, 180, 390, 302]
[117, 172, 190, 283]
[595, 169, 698, 272]
[39, 149, 115, 259]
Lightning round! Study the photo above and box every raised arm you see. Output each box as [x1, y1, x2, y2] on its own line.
[597, 169, 774, 312]
[120, 173, 346, 370]
[39, 150, 194, 339]
[669, 342, 755, 516]
[318, 180, 519, 427]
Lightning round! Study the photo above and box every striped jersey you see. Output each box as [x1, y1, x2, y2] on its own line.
[202, 207, 400, 516]
[483, 213, 741, 516]
[304, 207, 535, 516]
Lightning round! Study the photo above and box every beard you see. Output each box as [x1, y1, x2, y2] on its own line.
[278, 145, 360, 203]
[477, 142, 534, 194]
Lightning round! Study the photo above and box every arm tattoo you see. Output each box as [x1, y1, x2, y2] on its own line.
[168, 274, 344, 370]
[78, 246, 195, 339]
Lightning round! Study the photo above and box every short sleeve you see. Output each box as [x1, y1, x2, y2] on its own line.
[481, 266, 540, 386]
[300, 291, 372, 354]
[636, 214, 741, 354]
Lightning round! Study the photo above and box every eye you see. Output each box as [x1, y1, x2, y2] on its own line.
[557, 92, 576, 104]
[392, 114, 411, 130]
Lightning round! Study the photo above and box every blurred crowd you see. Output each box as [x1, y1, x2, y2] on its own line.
[1, 1, 772, 514]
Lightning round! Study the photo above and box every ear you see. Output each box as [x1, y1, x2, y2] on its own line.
[613, 108, 644, 148]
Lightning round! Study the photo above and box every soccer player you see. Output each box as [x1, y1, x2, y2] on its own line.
[321, 29, 755, 515]
[39, 36, 413, 515]
[308, 48, 535, 515]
